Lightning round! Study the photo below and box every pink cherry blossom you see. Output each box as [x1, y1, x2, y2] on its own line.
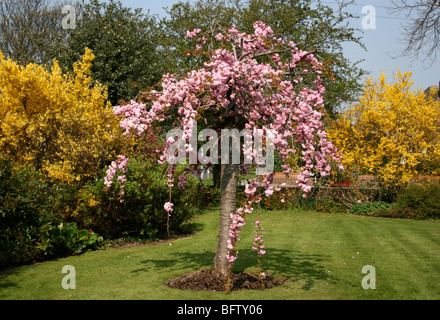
[164, 202, 174, 213]
[104, 155, 129, 197]
[186, 28, 201, 38]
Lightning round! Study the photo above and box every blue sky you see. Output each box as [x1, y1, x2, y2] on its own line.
[115, 0, 439, 90]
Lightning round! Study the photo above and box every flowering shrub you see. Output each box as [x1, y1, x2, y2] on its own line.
[0, 48, 126, 184]
[328, 71, 440, 189]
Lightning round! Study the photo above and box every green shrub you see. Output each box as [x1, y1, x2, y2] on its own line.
[36, 222, 103, 258]
[0, 155, 206, 270]
[369, 207, 422, 220]
[349, 201, 396, 215]
[348, 193, 439, 220]
[267, 188, 317, 211]
[316, 197, 345, 213]
[200, 185, 221, 209]
[72, 159, 204, 240]
[0, 159, 103, 269]
[396, 179, 440, 219]
[0, 159, 51, 268]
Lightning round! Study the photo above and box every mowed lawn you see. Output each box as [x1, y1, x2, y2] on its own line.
[1, 208, 439, 300]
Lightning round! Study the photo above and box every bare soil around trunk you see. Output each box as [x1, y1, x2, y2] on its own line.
[164, 268, 289, 292]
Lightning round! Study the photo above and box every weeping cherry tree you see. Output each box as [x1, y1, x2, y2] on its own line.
[105, 21, 342, 283]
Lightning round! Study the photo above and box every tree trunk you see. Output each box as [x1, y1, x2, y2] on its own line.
[212, 164, 221, 189]
[212, 162, 239, 276]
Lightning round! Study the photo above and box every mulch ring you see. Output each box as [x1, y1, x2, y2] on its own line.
[164, 268, 289, 292]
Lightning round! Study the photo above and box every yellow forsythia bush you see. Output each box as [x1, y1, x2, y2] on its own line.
[328, 70, 440, 188]
[0, 48, 127, 184]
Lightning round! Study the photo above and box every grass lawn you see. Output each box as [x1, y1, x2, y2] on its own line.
[1, 208, 439, 300]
